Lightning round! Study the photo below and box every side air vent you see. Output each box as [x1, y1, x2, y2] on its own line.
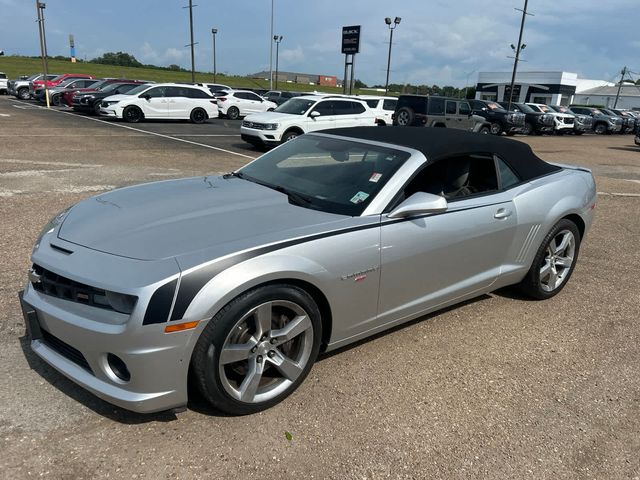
[50, 243, 74, 255]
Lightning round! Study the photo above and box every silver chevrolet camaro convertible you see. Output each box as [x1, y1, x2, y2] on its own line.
[20, 127, 596, 415]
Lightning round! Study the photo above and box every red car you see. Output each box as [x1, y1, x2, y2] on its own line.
[30, 73, 95, 98]
[62, 79, 147, 107]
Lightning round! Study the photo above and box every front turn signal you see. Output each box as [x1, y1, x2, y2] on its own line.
[165, 321, 200, 333]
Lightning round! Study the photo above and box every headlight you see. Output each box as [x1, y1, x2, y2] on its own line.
[104, 100, 119, 106]
[93, 291, 137, 314]
[35, 207, 72, 250]
[84, 94, 95, 99]
[264, 123, 279, 130]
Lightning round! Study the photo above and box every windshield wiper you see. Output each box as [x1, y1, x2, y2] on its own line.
[273, 186, 312, 207]
[222, 171, 245, 179]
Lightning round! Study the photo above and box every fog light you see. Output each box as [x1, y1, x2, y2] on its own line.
[107, 353, 130, 382]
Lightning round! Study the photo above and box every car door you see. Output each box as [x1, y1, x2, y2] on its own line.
[305, 100, 336, 132]
[245, 92, 268, 114]
[139, 86, 168, 118]
[444, 100, 460, 129]
[165, 86, 190, 119]
[457, 101, 475, 130]
[377, 154, 519, 325]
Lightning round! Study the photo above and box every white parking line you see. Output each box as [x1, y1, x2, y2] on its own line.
[0, 158, 102, 167]
[9, 101, 256, 159]
[0, 113, 10, 117]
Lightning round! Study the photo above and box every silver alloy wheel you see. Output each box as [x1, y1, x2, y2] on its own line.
[397, 110, 410, 125]
[490, 122, 502, 135]
[539, 229, 575, 292]
[284, 132, 298, 141]
[218, 300, 314, 404]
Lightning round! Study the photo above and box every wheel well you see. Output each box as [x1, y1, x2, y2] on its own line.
[283, 127, 304, 136]
[562, 214, 585, 239]
[433, 123, 446, 128]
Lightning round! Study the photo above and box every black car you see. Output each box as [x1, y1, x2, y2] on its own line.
[71, 81, 148, 114]
[608, 108, 637, 134]
[498, 102, 554, 135]
[468, 100, 526, 135]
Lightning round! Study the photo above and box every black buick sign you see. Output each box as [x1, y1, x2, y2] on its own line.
[341, 25, 361, 54]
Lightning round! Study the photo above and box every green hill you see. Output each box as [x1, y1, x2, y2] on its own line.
[0, 56, 363, 95]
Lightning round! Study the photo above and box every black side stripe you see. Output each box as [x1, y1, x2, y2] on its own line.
[165, 200, 508, 322]
[142, 278, 178, 325]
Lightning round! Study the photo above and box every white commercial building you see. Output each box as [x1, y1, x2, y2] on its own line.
[475, 71, 614, 106]
[572, 84, 640, 110]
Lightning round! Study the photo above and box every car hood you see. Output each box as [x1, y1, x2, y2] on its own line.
[244, 111, 304, 123]
[102, 94, 130, 102]
[57, 176, 347, 261]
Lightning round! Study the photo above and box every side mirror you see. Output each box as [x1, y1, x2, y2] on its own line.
[140, 94, 151, 101]
[388, 192, 448, 219]
[310, 111, 321, 119]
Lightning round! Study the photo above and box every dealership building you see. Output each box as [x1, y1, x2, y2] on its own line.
[249, 70, 337, 87]
[475, 71, 614, 106]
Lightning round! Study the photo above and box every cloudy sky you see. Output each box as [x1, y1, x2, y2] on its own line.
[1, 0, 638, 86]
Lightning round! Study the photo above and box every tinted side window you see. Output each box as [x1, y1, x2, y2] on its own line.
[496, 156, 520, 189]
[332, 101, 353, 115]
[351, 102, 366, 114]
[382, 99, 397, 110]
[187, 88, 211, 99]
[245, 92, 263, 101]
[145, 87, 165, 98]
[446, 101, 457, 114]
[459, 102, 471, 115]
[165, 87, 189, 97]
[365, 99, 378, 108]
[428, 98, 445, 115]
[234, 92, 249, 100]
[312, 101, 334, 116]
[118, 84, 138, 94]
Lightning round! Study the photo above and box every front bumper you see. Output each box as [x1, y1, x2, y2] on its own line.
[19, 238, 200, 413]
[20, 283, 197, 413]
[240, 126, 283, 146]
[100, 106, 120, 118]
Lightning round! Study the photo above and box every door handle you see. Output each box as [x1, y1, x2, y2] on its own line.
[494, 208, 513, 219]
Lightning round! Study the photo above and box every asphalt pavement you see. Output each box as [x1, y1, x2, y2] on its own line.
[0, 96, 639, 480]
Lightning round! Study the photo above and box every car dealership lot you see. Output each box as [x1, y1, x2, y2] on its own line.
[1, 96, 639, 479]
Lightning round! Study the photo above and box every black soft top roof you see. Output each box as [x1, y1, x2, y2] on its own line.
[321, 126, 561, 181]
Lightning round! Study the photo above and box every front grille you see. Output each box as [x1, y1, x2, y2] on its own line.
[242, 120, 267, 130]
[32, 264, 115, 311]
[41, 328, 93, 373]
[563, 117, 574, 125]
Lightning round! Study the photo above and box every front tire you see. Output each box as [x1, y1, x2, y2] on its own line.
[93, 101, 102, 115]
[123, 106, 143, 123]
[190, 107, 207, 124]
[192, 284, 322, 415]
[518, 219, 581, 300]
[594, 123, 607, 135]
[522, 122, 533, 135]
[281, 130, 301, 143]
[17, 88, 30, 100]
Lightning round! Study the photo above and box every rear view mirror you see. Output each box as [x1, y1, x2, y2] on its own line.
[388, 192, 448, 218]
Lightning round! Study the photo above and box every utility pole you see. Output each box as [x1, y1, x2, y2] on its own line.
[613, 66, 627, 108]
[183, 0, 198, 83]
[384, 17, 401, 96]
[507, 0, 532, 111]
[212, 28, 218, 83]
[35, 1, 50, 108]
[269, 0, 274, 90]
[273, 35, 283, 90]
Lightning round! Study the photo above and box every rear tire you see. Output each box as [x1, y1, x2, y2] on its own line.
[51, 94, 61, 106]
[594, 123, 607, 135]
[227, 106, 240, 120]
[123, 106, 143, 123]
[478, 126, 491, 135]
[490, 122, 502, 135]
[190, 107, 207, 124]
[518, 219, 581, 300]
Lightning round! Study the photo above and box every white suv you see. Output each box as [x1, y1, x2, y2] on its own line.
[240, 95, 376, 147]
[216, 90, 277, 119]
[0, 72, 8, 95]
[358, 95, 398, 125]
[100, 83, 218, 123]
[526, 103, 574, 134]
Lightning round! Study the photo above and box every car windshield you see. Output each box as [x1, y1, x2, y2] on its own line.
[527, 104, 543, 113]
[485, 102, 506, 112]
[57, 78, 76, 87]
[238, 135, 411, 216]
[101, 82, 127, 93]
[275, 98, 317, 115]
[536, 105, 552, 113]
[124, 84, 150, 95]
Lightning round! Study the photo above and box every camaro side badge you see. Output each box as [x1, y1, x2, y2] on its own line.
[341, 266, 379, 282]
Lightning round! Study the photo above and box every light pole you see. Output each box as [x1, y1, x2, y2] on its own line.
[273, 35, 283, 90]
[35, 1, 50, 107]
[507, 0, 532, 111]
[384, 16, 401, 96]
[183, 0, 198, 83]
[211, 28, 218, 83]
[269, 0, 274, 90]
